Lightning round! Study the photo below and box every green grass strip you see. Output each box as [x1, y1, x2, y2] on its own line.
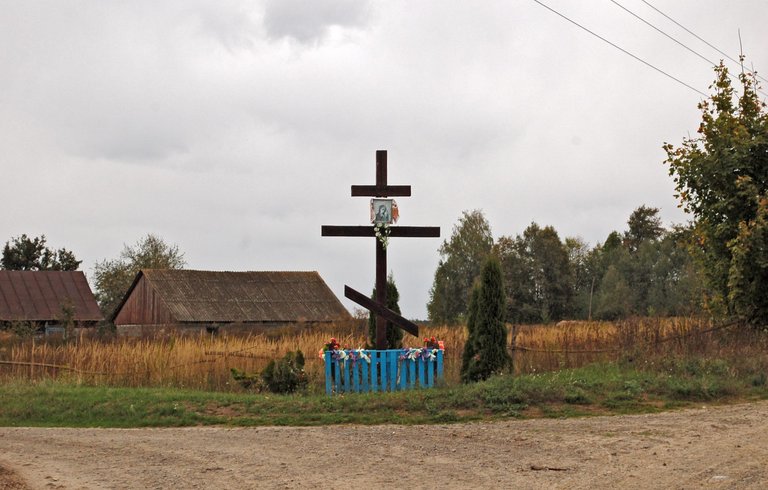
[1, 360, 766, 427]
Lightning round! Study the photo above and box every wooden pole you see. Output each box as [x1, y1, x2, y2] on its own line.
[375, 150, 388, 350]
[375, 150, 387, 196]
[375, 235, 387, 349]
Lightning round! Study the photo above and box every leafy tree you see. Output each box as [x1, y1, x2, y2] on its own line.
[647, 226, 704, 316]
[495, 235, 538, 323]
[603, 231, 623, 252]
[93, 234, 186, 317]
[1, 234, 81, 271]
[727, 196, 768, 322]
[367, 273, 403, 349]
[566, 236, 601, 320]
[427, 210, 493, 325]
[594, 265, 632, 320]
[568, 207, 703, 320]
[496, 223, 573, 323]
[664, 61, 768, 323]
[461, 256, 509, 382]
[58, 299, 76, 342]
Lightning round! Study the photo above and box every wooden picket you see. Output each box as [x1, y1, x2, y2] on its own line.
[325, 349, 444, 395]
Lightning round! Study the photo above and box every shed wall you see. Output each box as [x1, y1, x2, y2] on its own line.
[113, 276, 175, 326]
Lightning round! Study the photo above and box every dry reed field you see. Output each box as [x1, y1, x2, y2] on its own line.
[0, 317, 763, 392]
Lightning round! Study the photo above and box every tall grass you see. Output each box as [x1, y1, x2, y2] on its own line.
[1, 317, 765, 392]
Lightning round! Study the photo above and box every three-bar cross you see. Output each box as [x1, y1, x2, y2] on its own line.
[322, 150, 440, 349]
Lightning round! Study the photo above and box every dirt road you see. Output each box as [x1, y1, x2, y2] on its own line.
[1, 400, 766, 489]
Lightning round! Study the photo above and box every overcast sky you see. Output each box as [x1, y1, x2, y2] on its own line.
[2, 1, 766, 319]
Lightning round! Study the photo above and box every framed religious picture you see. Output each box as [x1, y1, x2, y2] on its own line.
[370, 198, 398, 225]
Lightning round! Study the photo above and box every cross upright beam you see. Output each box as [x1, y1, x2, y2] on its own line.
[374, 151, 389, 349]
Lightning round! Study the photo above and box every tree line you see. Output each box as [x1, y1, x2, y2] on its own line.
[430, 60, 768, 328]
[427, 206, 702, 325]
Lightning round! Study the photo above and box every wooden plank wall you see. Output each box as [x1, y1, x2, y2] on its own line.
[113, 275, 175, 326]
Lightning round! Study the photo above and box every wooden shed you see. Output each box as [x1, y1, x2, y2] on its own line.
[112, 269, 351, 336]
[0, 270, 104, 332]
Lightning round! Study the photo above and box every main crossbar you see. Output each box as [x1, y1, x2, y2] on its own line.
[321, 225, 440, 238]
[350, 185, 412, 197]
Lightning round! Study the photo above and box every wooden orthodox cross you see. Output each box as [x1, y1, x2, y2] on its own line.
[322, 150, 440, 349]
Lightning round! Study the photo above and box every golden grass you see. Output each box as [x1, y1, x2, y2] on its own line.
[0, 317, 762, 392]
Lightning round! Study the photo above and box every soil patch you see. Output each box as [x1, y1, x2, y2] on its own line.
[1, 400, 766, 489]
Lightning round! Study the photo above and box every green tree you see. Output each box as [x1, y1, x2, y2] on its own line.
[495, 235, 538, 323]
[566, 236, 602, 320]
[461, 256, 509, 382]
[367, 273, 403, 349]
[727, 196, 768, 322]
[1, 234, 81, 271]
[93, 234, 186, 317]
[624, 205, 664, 253]
[647, 226, 704, 316]
[496, 223, 573, 323]
[594, 265, 632, 320]
[427, 210, 493, 325]
[664, 61, 768, 323]
[603, 231, 623, 252]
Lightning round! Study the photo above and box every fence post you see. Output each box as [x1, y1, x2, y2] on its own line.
[361, 354, 369, 392]
[510, 323, 517, 375]
[371, 351, 379, 392]
[388, 351, 398, 391]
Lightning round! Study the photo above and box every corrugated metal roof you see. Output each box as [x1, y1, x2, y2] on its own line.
[122, 270, 350, 323]
[0, 271, 104, 322]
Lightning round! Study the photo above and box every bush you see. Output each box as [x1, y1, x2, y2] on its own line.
[261, 350, 308, 394]
[230, 368, 260, 390]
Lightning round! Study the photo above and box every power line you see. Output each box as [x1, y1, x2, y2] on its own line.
[610, 0, 768, 98]
[610, 0, 719, 69]
[640, 0, 768, 85]
[531, 0, 707, 97]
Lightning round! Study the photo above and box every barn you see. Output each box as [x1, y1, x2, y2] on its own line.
[111, 269, 351, 336]
[0, 270, 104, 333]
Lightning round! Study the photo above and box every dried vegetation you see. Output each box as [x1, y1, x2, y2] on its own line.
[1, 317, 765, 393]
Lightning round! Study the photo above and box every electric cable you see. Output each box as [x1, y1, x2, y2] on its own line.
[610, 0, 768, 98]
[532, 0, 707, 97]
[640, 0, 768, 85]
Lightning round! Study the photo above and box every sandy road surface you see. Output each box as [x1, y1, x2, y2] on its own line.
[1, 401, 766, 489]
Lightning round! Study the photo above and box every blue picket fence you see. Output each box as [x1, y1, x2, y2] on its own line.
[324, 349, 444, 395]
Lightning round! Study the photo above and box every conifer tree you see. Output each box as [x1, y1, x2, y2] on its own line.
[462, 256, 509, 382]
[367, 273, 403, 349]
[460, 284, 480, 382]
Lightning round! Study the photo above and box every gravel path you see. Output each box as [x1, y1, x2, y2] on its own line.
[1, 400, 767, 489]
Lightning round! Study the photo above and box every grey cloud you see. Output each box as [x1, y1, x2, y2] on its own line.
[263, 0, 372, 43]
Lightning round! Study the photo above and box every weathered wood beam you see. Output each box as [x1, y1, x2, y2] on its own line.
[321, 225, 440, 238]
[350, 185, 412, 197]
[344, 285, 419, 337]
